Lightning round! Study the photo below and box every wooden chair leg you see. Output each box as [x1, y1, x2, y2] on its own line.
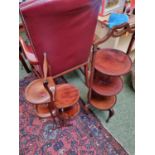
[84, 64, 89, 86]
[106, 109, 114, 123]
[19, 52, 31, 73]
[30, 64, 42, 78]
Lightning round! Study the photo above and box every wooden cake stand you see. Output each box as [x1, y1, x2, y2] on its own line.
[88, 48, 132, 122]
[24, 52, 81, 129]
[25, 77, 80, 119]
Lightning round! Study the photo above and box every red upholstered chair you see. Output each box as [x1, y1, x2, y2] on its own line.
[19, 0, 101, 84]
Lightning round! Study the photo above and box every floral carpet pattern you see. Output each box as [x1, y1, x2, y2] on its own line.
[19, 75, 128, 155]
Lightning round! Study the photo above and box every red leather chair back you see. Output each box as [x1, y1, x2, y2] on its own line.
[20, 0, 101, 76]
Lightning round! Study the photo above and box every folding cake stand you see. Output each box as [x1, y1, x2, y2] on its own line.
[88, 19, 134, 122]
[25, 78, 80, 119]
[25, 53, 80, 127]
[88, 48, 132, 122]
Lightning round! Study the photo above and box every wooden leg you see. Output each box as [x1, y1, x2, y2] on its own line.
[30, 64, 42, 78]
[127, 33, 135, 55]
[59, 118, 72, 128]
[81, 102, 90, 114]
[114, 37, 120, 49]
[106, 109, 114, 123]
[19, 52, 31, 73]
[84, 64, 89, 86]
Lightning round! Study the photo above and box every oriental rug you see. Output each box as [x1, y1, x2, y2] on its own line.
[19, 75, 128, 155]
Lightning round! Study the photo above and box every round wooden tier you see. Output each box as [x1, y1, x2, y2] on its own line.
[94, 48, 132, 76]
[35, 102, 80, 119]
[92, 72, 123, 96]
[90, 92, 116, 110]
[35, 104, 51, 118]
[25, 78, 80, 109]
[60, 102, 80, 119]
[55, 84, 79, 109]
[25, 77, 55, 104]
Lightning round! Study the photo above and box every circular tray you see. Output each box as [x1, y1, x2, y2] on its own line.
[35, 102, 80, 119]
[94, 48, 132, 76]
[90, 92, 116, 110]
[25, 79, 80, 108]
[25, 77, 55, 104]
[35, 104, 51, 118]
[55, 84, 80, 108]
[59, 102, 80, 119]
[92, 72, 123, 96]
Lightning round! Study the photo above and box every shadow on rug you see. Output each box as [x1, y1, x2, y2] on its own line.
[19, 74, 128, 155]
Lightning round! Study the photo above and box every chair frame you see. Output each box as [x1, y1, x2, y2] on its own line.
[19, 24, 89, 86]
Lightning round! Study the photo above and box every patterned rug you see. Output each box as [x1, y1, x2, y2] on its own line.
[19, 75, 128, 155]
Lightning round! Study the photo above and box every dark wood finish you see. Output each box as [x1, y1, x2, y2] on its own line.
[111, 22, 130, 37]
[25, 77, 55, 104]
[55, 84, 80, 109]
[25, 52, 81, 127]
[94, 22, 130, 46]
[128, 15, 135, 33]
[127, 15, 135, 55]
[30, 64, 42, 78]
[19, 23, 25, 32]
[88, 48, 131, 122]
[94, 15, 135, 46]
[92, 72, 123, 96]
[43, 67, 80, 127]
[127, 32, 135, 55]
[59, 103, 80, 119]
[88, 55, 117, 122]
[43, 52, 48, 80]
[88, 45, 97, 99]
[43, 80, 58, 118]
[19, 50, 31, 73]
[25, 80, 79, 107]
[88, 14, 135, 122]
[35, 104, 51, 118]
[79, 64, 89, 86]
[35, 102, 80, 119]
[19, 35, 40, 77]
[94, 49, 132, 76]
[106, 109, 114, 123]
[90, 92, 116, 110]
[84, 64, 89, 86]
[19, 36, 39, 65]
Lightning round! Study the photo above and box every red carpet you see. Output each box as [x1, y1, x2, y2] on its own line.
[19, 75, 128, 155]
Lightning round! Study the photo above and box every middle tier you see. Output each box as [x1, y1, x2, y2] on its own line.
[92, 72, 123, 96]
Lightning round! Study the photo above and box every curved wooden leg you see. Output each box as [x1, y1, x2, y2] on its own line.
[127, 33, 135, 55]
[30, 65, 39, 78]
[83, 103, 90, 114]
[106, 109, 114, 123]
[19, 52, 31, 73]
[84, 64, 89, 87]
[59, 118, 72, 128]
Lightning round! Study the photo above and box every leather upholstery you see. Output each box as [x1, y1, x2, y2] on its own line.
[20, 0, 101, 76]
